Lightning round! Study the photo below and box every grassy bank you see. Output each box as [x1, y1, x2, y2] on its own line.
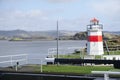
[1, 65, 119, 80]
[33, 65, 114, 74]
[0, 64, 115, 74]
[57, 54, 81, 59]
[54, 50, 120, 59]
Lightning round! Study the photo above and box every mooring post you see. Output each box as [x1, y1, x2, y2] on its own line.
[25, 54, 28, 64]
[15, 62, 19, 71]
[40, 60, 42, 73]
[104, 73, 109, 80]
[15, 65, 18, 71]
[10, 56, 13, 67]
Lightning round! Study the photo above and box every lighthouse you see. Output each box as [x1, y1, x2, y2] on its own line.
[87, 18, 104, 55]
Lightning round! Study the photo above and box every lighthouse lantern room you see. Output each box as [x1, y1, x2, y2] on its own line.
[87, 18, 104, 55]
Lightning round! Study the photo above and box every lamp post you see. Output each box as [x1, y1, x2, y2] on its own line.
[56, 20, 59, 59]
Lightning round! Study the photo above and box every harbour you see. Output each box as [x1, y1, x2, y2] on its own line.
[0, 0, 120, 80]
[0, 64, 120, 80]
[0, 40, 86, 66]
[0, 19, 120, 80]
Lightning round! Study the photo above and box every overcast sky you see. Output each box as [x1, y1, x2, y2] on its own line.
[0, 0, 120, 31]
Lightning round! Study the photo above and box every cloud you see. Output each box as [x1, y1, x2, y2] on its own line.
[90, 0, 120, 18]
[0, 10, 50, 31]
[0, 10, 48, 24]
[87, 0, 120, 31]
[56, 17, 88, 31]
[0, 0, 119, 31]
[0, 8, 88, 31]
[47, 0, 79, 3]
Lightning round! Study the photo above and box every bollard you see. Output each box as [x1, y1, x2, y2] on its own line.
[15, 62, 19, 71]
[40, 60, 42, 73]
[104, 74, 109, 80]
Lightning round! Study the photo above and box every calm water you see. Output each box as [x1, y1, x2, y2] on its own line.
[0, 40, 86, 66]
[0, 41, 119, 80]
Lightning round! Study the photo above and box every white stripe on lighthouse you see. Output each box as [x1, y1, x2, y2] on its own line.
[88, 31, 102, 36]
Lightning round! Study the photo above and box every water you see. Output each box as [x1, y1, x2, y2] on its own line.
[0, 40, 86, 66]
[0, 40, 119, 80]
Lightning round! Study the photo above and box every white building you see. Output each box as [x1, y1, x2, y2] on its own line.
[87, 18, 104, 55]
[103, 55, 120, 60]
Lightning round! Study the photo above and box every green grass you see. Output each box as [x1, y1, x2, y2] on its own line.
[53, 50, 120, 59]
[33, 65, 114, 74]
[58, 54, 81, 59]
[110, 69, 120, 72]
[104, 51, 120, 55]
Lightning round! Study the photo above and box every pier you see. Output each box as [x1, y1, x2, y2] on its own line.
[0, 72, 95, 80]
[55, 58, 120, 69]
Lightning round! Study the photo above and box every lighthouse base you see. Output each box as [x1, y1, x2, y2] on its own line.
[87, 42, 104, 55]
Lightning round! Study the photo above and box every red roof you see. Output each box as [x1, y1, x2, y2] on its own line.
[90, 18, 99, 22]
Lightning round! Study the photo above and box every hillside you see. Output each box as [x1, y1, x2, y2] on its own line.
[73, 31, 120, 40]
[0, 30, 78, 40]
[0, 30, 119, 41]
[73, 32, 87, 40]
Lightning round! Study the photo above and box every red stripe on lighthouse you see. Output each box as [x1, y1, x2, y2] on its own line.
[88, 36, 102, 42]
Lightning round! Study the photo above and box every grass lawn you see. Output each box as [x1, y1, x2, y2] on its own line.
[58, 54, 81, 59]
[53, 50, 120, 59]
[33, 65, 114, 74]
[104, 51, 120, 55]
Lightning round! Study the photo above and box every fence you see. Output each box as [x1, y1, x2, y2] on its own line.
[47, 47, 85, 57]
[0, 54, 28, 67]
[92, 71, 120, 80]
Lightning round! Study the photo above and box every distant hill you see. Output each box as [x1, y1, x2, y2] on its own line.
[73, 31, 120, 40]
[0, 30, 119, 40]
[73, 32, 87, 40]
[104, 31, 120, 35]
[0, 30, 30, 37]
[0, 30, 78, 40]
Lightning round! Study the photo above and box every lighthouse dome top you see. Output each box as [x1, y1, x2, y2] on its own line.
[90, 18, 99, 22]
[87, 18, 103, 31]
[90, 18, 99, 25]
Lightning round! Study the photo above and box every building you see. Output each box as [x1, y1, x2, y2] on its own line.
[87, 18, 104, 55]
[103, 55, 120, 60]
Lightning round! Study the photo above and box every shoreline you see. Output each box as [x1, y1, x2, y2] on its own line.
[0, 64, 120, 80]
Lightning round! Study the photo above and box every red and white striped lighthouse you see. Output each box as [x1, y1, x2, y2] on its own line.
[87, 18, 104, 55]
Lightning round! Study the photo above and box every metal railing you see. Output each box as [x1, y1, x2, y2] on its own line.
[92, 71, 120, 80]
[48, 47, 84, 56]
[0, 54, 28, 67]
